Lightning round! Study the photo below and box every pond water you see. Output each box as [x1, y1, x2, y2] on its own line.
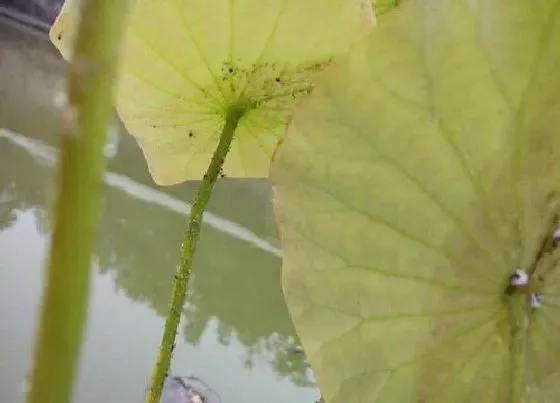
[0, 20, 317, 403]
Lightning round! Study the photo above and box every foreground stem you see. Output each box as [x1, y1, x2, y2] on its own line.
[145, 105, 246, 403]
[25, 2, 129, 403]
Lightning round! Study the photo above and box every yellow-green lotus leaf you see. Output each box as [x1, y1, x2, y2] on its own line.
[49, 0, 374, 184]
[374, 0, 400, 16]
[271, 0, 560, 401]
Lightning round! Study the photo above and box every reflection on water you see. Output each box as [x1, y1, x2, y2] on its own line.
[0, 18, 317, 403]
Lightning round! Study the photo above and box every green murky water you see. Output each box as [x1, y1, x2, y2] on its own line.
[0, 21, 316, 403]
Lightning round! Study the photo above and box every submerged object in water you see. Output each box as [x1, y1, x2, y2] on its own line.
[160, 375, 220, 403]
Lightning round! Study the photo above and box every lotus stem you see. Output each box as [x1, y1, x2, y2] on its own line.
[145, 104, 246, 403]
[25, 1, 130, 403]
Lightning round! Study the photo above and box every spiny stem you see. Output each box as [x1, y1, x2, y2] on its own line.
[26, 1, 129, 403]
[145, 104, 246, 403]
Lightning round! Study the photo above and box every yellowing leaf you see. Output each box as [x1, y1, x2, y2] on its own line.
[50, 0, 374, 184]
[271, 0, 560, 401]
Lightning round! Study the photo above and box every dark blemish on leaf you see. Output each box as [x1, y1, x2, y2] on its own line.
[211, 58, 330, 120]
[188, 131, 194, 138]
[57, 34, 62, 40]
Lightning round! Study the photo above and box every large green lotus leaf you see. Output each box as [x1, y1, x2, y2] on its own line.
[49, 0, 374, 185]
[271, 0, 560, 401]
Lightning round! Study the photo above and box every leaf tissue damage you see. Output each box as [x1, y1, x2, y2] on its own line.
[271, 0, 560, 402]
[218, 59, 328, 109]
[49, 0, 373, 184]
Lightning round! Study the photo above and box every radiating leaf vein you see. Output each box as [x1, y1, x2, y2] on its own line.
[283, 161, 500, 284]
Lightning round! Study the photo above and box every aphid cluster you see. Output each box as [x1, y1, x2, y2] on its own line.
[509, 268, 541, 310]
[510, 269, 528, 287]
[509, 227, 560, 310]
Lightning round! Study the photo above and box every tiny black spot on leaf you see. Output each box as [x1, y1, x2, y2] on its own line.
[57, 34, 62, 40]
[188, 131, 194, 138]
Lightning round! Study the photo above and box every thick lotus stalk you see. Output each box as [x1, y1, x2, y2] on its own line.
[26, 1, 130, 403]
